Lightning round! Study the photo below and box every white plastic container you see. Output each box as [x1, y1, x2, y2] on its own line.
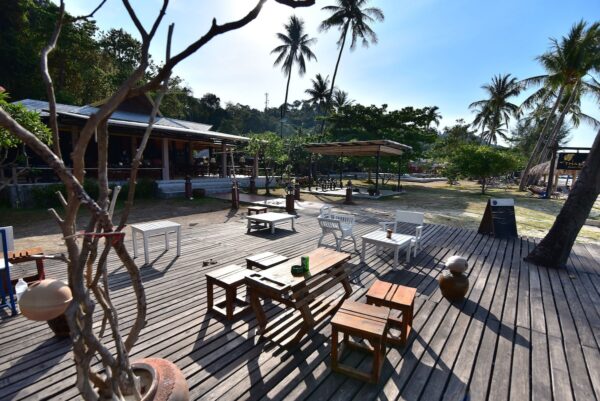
[15, 278, 28, 302]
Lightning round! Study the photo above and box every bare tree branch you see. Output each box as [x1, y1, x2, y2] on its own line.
[40, 0, 65, 159]
[71, 0, 108, 22]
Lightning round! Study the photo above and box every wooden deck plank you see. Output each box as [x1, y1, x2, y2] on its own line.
[1, 211, 599, 401]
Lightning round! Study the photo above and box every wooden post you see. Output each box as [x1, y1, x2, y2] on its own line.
[375, 150, 381, 195]
[220, 142, 227, 178]
[161, 138, 170, 180]
[339, 154, 343, 189]
[396, 156, 402, 191]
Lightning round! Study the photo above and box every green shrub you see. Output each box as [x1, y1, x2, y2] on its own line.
[30, 183, 67, 208]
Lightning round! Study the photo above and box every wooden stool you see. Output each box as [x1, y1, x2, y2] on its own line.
[366, 279, 416, 346]
[331, 299, 389, 383]
[206, 264, 251, 320]
[248, 206, 267, 215]
[3, 247, 46, 291]
[246, 252, 288, 270]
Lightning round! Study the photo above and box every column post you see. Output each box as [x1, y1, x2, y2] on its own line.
[162, 138, 170, 180]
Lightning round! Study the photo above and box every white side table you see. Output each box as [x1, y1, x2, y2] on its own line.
[131, 220, 181, 265]
[361, 230, 414, 268]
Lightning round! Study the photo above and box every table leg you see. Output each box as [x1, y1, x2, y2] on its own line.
[290, 304, 315, 344]
[249, 288, 267, 334]
[132, 230, 138, 258]
[394, 246, 400, 269]
[247, 219, 251, 233]
[270, 223, 275, 234]
[176, 227, 181, 256]
[291, 218, 295, 231]
[164, 231, 170, 251]
[143, 233, 149, 265]
[361, 239, 366, 263]
[405, 243, 411, 263]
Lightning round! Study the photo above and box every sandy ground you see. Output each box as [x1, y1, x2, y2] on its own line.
[2, 180, 598, 256]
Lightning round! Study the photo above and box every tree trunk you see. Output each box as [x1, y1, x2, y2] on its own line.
[519, 85, 565, 191]
[280, 67, 293, 138]
[525, 128, 600, 268]
[327, 21, 349, 104]
[481, 177, 486, 194]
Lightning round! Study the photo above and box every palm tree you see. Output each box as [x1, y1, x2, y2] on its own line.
[305, 73, 330, 112]
[332, 89, 353, 110]
[319, 0, 384, 103]
[468, 74, 521, 145]
[271, 15, 317, 137]
[305, 73, 331, 135]
[424, 106, 442, 128]
[518, 20, 600, 190]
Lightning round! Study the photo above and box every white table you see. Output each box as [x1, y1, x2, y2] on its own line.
[131, 220, 181, 265]
[246, 212, 296, 234]
[361, 230, 415, 268]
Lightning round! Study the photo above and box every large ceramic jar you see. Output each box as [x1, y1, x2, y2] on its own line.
[18, 279, 72, 321]
[438, 256, 469, 301]
[132, 358, 189, 401]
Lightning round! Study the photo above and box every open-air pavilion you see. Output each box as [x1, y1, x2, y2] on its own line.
[305, 140, 412, 195]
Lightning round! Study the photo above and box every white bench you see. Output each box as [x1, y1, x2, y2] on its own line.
[131, 220, 181, 265]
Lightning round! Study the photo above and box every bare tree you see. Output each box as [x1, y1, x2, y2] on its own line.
[0, 1, 315, 400]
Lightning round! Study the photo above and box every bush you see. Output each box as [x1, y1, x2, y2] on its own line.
[30, 183, 67, 208]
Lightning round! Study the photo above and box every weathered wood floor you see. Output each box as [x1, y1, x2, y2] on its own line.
[1, 210, 600, 401]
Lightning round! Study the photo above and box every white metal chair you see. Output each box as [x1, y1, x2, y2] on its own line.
[0, 226, 15, 269]
[380, 211, 424, 257]
[317, 216, 357, 252]
[319, 205, 332, 218]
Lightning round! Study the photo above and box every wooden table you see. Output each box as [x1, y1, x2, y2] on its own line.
[361, 230, 414, 268]
[131, 220, 181, 265]
[246, 212, 296, 234]
[245, 247, 352, 345]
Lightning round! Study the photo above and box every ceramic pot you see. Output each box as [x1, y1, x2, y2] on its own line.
[132, 358, 189, 401]
[19, 279, 72, 321]
[438, 270, 469, 301]
[47, 313, 71, 337]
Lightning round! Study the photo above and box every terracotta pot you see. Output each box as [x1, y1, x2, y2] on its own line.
[438, 270, 469, 301]
[19, 279, 72, 321]
[132, 358, 189, 401]
[47, 313, 70, 337]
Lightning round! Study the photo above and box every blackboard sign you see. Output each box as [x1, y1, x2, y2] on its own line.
[557, 153, 588, 170]
[478, 198, 518, 238]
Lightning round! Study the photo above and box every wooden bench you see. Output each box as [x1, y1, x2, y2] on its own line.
[247, 206, 268, 215]
[331, 299, 389, 383]
[246, 252, 288, 270]
[205, 264, 251, 320]
[366, 279, 416, 345]
[1, 247, 46, 292]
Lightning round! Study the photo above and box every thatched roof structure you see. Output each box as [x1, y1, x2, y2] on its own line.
[529, 161, 551, 176]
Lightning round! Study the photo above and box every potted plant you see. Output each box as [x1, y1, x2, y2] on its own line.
[0, 1, 317, 400]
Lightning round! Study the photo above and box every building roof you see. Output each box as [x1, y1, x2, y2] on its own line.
[16, 99, 249, 143]
[305, 139, 412, 156]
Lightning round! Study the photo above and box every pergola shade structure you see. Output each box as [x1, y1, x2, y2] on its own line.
[305, 140, 412, 193]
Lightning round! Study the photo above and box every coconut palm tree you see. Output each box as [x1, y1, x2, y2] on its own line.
[305, 73, 331, 135]
[319, 0, 384, 103]
[468, 74, 521, 145]
[332, 89, 354, 110]
[424, 106, 442, 128]
[305, 73, 331, 112]
[518, 20, 600, 191]
[271, 15, 317, 137]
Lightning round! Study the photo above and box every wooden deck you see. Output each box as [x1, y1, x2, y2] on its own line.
[1, 211, 600, 401]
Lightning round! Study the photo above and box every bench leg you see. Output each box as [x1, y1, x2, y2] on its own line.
[225, 286, 236, 320]
[206, 277, 214, 312]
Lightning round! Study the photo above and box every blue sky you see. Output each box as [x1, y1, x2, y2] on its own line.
[59, 0, 600, 146]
